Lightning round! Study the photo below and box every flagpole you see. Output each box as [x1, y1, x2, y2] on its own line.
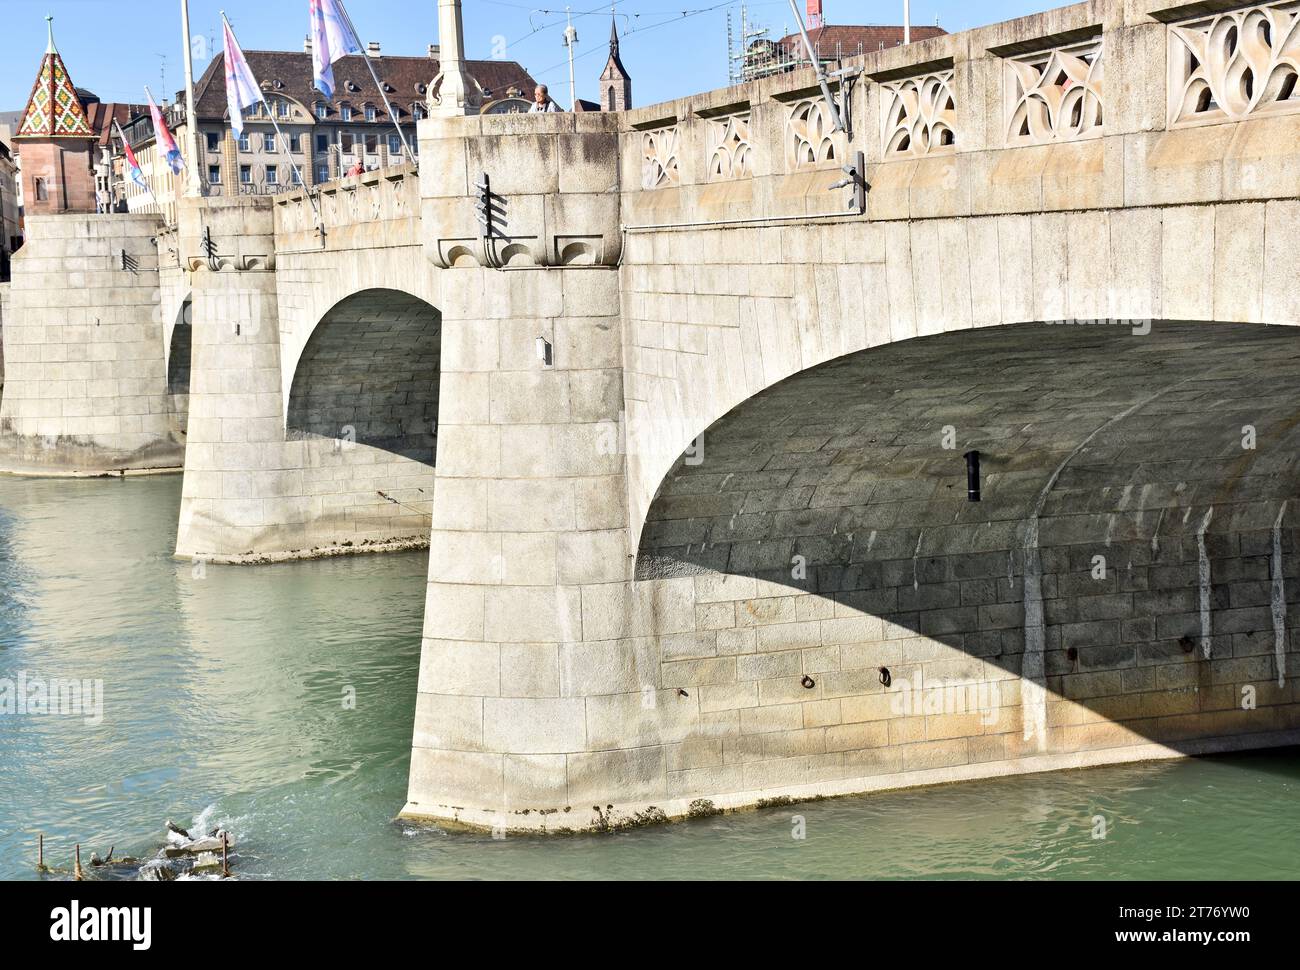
[221, 12, 323, 231]
[180, 0, 202, 197]
[114, 119, 163, 214]
[333, 0, 417, 166]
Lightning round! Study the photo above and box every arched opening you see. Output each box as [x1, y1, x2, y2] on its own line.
[287, 288, 441, 465]
[167, 297, 192, 437]
[635, 321, 1300, 769]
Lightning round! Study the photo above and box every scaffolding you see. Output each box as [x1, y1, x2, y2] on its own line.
[728, 6, 880, 85]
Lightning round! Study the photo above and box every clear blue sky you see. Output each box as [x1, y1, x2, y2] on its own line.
[2, 0, 1052, 113]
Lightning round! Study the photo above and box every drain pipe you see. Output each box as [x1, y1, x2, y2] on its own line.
[786, 0, 845, 133]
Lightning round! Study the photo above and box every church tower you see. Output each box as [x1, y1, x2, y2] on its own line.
[599, 18, 632, 112]
[13, 18, 98, 215]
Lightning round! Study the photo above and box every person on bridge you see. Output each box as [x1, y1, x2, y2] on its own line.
[346, 160, 365, 177]
[529, 84, 563, 113]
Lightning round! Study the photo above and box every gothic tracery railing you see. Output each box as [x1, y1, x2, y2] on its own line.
[882, 71, 958, 157]
[709, 113, 754, 179]
[1169, 1, 1300, 126]
[786, 98, 839, 169]
[1006, 40, 1104, 144]
[641, 126, 681, 190]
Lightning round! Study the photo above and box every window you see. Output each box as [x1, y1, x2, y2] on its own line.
[264, 133, 276, 152]
[206, 132, 220, 152]
[315, 103, 329, 120]
[365, 105, 377, 122]
[291, 168, 303, 185]
[289, 134, 301, 153]
[316, 133, 329, 153]
[278, 100, 290, 118]
[34, 177, 48, 201]
[238, 133, 250, 152]
[340, 132, 354, 153]
[340, 104, 353, 121]
[240, 165, 252, 184]
[316, 163, 330, 183]
[365, 134, 378, 155]
[208, 164, 221, 184]
[388, 134, 403, 155]
[266, 165, 278, 185]
[411, 103, 425, 120]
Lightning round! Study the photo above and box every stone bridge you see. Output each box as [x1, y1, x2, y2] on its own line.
[1, 0, 1299, 831]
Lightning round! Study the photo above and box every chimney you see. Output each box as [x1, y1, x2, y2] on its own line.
[304, 35, 313, 54]
[428, 44, 441, 59]
[367, 41, 381, 57]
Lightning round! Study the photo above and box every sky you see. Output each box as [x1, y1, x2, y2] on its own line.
[1, 0, 1053, 115]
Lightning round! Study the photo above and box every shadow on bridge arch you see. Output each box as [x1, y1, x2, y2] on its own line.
[287, 288, 441, 465]
[167, 296, 192, 439]
[635, 320, 1300, 759]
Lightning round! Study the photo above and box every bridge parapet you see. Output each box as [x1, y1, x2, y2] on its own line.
[620, 0, 1300, 228]
[273, 163, 421, 252]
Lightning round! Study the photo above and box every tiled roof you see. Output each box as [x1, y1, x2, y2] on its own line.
[192, 50, 538, 123]
[85, 101, 148, 147]
[15, 46, 95, 139]
[777, 24, 948, 55]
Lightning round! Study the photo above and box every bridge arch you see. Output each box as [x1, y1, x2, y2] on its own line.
[634, 320, 1300, 763]
[286, 288, 442, 465]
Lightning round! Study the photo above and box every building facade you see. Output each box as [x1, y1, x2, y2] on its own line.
[121, 41, 537, 221]
[0, 139, 20, 279]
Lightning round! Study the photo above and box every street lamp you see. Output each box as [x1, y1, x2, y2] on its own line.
[562, 8, 579, 111]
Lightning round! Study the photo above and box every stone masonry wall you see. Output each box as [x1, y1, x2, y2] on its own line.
[0, 214, 183, 474]
[404, 0, 1300, 831]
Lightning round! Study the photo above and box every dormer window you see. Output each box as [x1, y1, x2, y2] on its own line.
[340, 104, 353, 121]
[411, 103, 426, 120]
[365, 104, 377, 122]
[315, 103, 329, 120]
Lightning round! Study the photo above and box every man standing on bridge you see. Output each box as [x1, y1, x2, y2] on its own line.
[530, 84, 563, 113]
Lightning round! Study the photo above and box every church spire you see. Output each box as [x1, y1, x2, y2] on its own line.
[46, 14, 57, 53]
[600, 13, 631, 111]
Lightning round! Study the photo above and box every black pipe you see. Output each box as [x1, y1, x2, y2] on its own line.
[964, 450, 981, 502]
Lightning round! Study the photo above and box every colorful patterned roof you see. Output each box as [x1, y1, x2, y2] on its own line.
[15, 22, 95, 140]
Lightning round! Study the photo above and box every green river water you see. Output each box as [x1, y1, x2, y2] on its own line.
[0, 475, 1296, 880]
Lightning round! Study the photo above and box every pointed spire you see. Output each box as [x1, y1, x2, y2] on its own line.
[609, 13, 619, 55]
[15, 15, 94, 140]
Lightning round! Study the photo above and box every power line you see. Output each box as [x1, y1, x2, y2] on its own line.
[531, 0, 747, 78]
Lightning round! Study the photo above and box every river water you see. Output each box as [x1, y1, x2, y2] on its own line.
[0, 475, 1296, 880]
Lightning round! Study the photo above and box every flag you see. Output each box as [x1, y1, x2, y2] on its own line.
[122, 138, 147, 190]
[310, 0, 362, 100]
[223, 18, 263, 138]
[146, 89, 184, 175]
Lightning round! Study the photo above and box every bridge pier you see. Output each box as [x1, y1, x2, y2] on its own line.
[174, 197, 437, 562]
[0, 214, 184, 475]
